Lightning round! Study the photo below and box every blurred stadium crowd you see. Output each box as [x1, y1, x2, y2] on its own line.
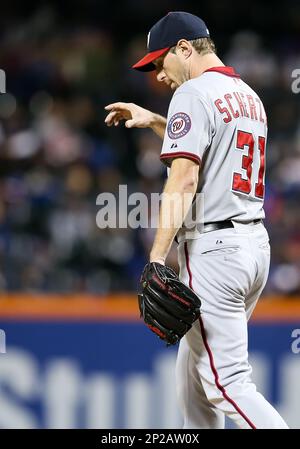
[0, 1, 299, 295]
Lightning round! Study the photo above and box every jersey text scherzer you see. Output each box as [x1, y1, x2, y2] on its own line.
[160, 66, 267, 239]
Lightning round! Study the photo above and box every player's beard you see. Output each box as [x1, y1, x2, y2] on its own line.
[186, 58, 192, 82]
[170, 72, 185, 89]
[177, 61, 191, 86]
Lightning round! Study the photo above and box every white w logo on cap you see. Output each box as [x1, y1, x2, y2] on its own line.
[147, 31, 151, 48]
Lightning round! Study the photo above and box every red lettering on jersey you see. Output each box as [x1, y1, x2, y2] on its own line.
[214, 99, 232, 123]
[224, 93, 239, 118]
[239, 93, 249, 118]
[246, 95, 258, 121]
[233, 92, 247, 117]
[255, 98, 265, 124]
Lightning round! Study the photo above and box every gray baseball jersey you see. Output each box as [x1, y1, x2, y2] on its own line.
[160, 67, 288, 429]
[160, 66, 267, 240]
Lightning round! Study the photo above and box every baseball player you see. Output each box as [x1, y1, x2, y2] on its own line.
[105, 12, 289, 429]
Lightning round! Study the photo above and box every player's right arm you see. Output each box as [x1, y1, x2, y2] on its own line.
[104, 102, 166, 139]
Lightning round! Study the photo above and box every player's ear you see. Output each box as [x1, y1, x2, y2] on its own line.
[177, 40, 193, 59]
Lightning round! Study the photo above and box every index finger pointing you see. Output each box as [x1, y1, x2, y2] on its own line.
[104, 102, 124, 111]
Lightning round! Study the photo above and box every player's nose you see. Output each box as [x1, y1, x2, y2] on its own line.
[156, 70, 167, 83]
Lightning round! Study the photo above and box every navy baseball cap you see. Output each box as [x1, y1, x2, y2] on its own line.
[132, 11, 210, 72]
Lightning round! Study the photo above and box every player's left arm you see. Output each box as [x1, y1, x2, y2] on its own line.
[150, 157, 199, 264]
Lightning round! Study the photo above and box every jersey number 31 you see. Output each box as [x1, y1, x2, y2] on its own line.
[232, 130, 265, 199]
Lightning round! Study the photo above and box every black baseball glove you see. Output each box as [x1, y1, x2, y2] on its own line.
[138, 262, 201, 345]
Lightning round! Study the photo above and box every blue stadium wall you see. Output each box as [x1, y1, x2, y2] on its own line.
[0, 297, 300, 428]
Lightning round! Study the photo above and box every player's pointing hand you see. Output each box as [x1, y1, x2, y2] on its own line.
[104, 102, 167, 139]
[104, 102, 154, 129]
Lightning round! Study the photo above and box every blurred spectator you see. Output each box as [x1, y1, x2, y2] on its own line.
[0, 1, 299, 295]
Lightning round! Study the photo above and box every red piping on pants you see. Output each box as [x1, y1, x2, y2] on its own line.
[183, 241, 256, 429]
